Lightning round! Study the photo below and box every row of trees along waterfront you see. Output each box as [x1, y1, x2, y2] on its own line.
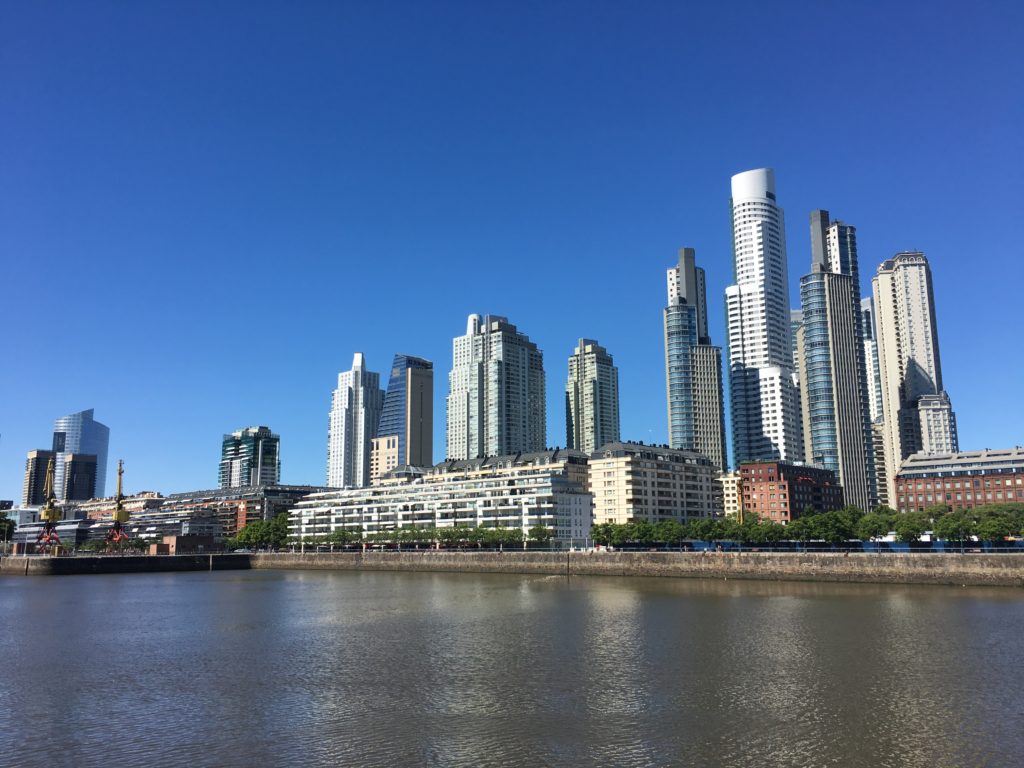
[591, 503, 1024, 547]
[229, 516, 555, 551]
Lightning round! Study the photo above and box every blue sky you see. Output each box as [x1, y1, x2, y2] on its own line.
[2, 1, 1022, 499]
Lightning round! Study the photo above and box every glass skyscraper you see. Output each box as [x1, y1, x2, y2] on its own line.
[219, 426, 281, 488]
[664, 248, 727, 472]
[796, 211, 875, 509]
[52, 409, 109, 500]
[372, 354, 433, 479]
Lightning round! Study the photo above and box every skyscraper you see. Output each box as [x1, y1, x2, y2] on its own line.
[446, 314, 546, 460]
[22, 449, 54, 506]
[52, 409, 109, 500]
[664, 248, 727, 472]
[796, 210, 875, 509]
[62, 454, 99, 501]
[873, 251, 957, 503]
[219, 426, 281, 488]
[371, 355, 434, 481]
[566, 339, 620, 455]
[725, 169, 803, 466]
[327, 353, 384, 488]
[860, 296, 883, 423]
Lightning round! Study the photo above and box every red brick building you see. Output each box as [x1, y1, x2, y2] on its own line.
[740, 462, 844, 524]
[895, 448, 1024, 512]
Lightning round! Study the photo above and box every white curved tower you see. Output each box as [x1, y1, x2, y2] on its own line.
[725, 168, 803, 466]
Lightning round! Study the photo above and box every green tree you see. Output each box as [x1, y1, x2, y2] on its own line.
[933, 509, 974, 543]
[529, 525, 553, 546]
[894, 511, 929, 543]
[975, 514, 1015, 544]
[856, 511, 894, 541]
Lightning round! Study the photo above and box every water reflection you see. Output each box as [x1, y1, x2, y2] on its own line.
[1, 571, 1022, 767]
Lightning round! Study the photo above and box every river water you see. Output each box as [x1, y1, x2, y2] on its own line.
[1, 570, 1022, 767]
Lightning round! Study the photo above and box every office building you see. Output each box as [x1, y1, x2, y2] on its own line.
[446, 314, 546, 461]
[664, 248, 727, 471]
[725, 169, 803, 466]
[22, 449, 55, 507]
[62, 453, 98, 501]
[566, 339, 620, 455]
[52, 409, 109, 499]
[895, 448, 1024, 513]
[918, 392, 958, 455]
[291, 449, 592, 545]
[371, 355, 434, 482]
[740, 461, 844, 524]
[327, 353, 384, 488]
[219, 426, 281, 488]
[590, 442, 717, 525]
[873, 252, 958, 502]
[796, 211, 875, 509]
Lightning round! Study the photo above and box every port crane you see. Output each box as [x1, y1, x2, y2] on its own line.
[106, 460, 130, 545]
[36, 456, 61, 551]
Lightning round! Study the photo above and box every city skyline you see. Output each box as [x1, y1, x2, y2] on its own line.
[2, 3, 1021, 499]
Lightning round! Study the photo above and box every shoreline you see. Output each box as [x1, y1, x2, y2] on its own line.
[3, 550, 1024, 587]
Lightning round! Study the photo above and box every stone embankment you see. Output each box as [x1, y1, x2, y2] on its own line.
[3, 551, 1024, 587]
[0, 553, 251, 576]
[251, 550, 1024, 588]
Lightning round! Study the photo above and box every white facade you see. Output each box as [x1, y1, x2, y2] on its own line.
[566, 339, 620, 455]
[717, 471, 742, 519]
[447, 314, 546, 461]
[726, 169, 803, 465]
[919, 392, 958, 455]
[860, 297, 883, 423]
[327, 353, 384, 488]
[293, 450, 592, 544]
[872, 252, 957, 502]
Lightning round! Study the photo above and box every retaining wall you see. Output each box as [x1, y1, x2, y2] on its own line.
[250, 550, 1024, 587]
[0, 554, 251, 576]
[4, 551, 1023, 587]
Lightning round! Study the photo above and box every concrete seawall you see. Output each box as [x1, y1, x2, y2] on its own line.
[4, 551, 1024, 587]
[251, 551, 1024, 588]
[0, 554, 251, 576]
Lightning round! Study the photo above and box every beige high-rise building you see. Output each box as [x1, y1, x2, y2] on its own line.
[589, 442, 717, 525]
[872, 252, 957, 503]
[717, 471, 742, 519]
[22, 449, 55, 507]
[565, 339, 619, 456]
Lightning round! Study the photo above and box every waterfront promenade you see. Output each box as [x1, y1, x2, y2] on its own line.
[4, 550, 1024, 587]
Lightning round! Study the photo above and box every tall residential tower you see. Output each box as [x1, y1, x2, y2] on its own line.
[872, 252, 957, 503]
[446, 314, 546, 460]
[566, 339, 620, 455]
[220, 426, 281, 488]
[796, 210, 875, 509]
[327, 353, 384, 488]
[664, 247, 727, 472]
[725, 169, 803, 466]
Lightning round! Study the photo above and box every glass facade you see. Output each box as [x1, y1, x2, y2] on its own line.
[665, 303, 698, 451]
[800, 273, 839, 473]
[52, 409, 110, 499]
[378, 355, 432, 464]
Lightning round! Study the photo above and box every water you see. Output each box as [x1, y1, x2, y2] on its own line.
[1, 570, 1023, 768]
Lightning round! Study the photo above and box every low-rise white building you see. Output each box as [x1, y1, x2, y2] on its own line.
[290, 449, 592, 544]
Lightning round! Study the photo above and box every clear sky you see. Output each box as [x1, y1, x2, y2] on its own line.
[2, 0, 1022, 500]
